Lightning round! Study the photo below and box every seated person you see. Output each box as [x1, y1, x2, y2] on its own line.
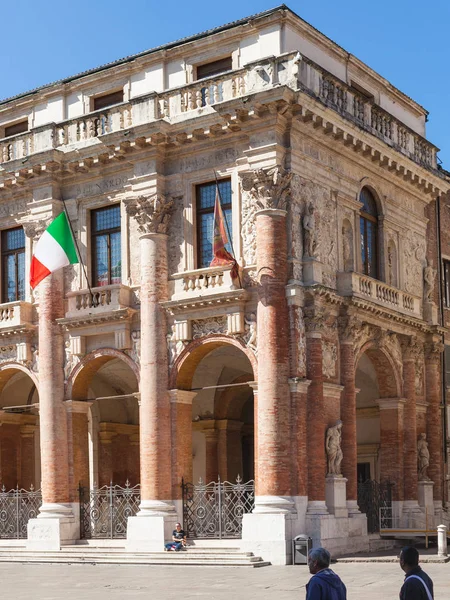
[164, 523, 187, 551]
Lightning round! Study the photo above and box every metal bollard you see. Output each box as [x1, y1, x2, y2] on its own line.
[437, 524, 448, 557]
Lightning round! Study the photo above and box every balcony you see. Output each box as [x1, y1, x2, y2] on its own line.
[337, 272, 421, 319]
[0, 52, 437, 173]
[65, 284, 133, 319]
[165, 265, 247, 314]
[0, 301, 34, 332]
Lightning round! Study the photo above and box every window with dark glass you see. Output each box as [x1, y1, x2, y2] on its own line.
[93, 90, 124, 111]
[359, 187, 379, 279]
[4, 120, 28, 138]
[2, 227, 25, 303]
[196, 179, 232, 269]
[443, 260, 450, 308]
[91, 205, 121, 287]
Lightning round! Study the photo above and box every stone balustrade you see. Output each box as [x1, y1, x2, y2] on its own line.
[337, 271, 421, 318]
[0, 53, 437, 171]
[65, 284, 132, 318]
[0, 301, 33, 329]
[168, 265, 237, 302]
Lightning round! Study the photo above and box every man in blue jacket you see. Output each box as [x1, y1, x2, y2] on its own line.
[399, 546, 434, 599]
[306, 547, 347, 600]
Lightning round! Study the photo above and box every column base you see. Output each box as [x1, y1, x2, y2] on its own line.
[401, 500, 423, 528]
[306, 500, 329, 516]
[252, 495, 296, 514]
[346, 500, 362, 516]
[325, 475, 348, 518]
[136, 499, 178, 517]
[27, 503, 77, 551]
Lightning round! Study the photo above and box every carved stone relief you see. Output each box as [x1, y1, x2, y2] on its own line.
[64, 341, 80, 381]
[404, 230, 426, 296]
[240, 166, 292, 211]
[125, 330, 141, 367]
[166, 326, 187, 368]
[415, 361, 424, 395]
[192, 316, 227, 339]
[241, 185, 257, 267]
[0, 345, 17, 363]
[243, 313, 257, 352]
[387, 237, 398, 288]
[342, 219, 354, 272]
[323, 342, 337, 379]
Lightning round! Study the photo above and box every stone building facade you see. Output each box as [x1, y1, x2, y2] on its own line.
[0, 6, 449, 564]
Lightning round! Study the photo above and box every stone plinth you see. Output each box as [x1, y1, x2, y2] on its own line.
[241, 510, 299, 566]
[27, 503, 78, 550]
[423, 302, 438, 325]
[418, 479, 434, 511]
[325, 475, 348, 518]
[302, 257, 323, 285]
[126, 513, 178, 552]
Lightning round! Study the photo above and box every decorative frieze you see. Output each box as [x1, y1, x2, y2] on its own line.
[191, 316, 227, 339]
[322, 342, 337, 379]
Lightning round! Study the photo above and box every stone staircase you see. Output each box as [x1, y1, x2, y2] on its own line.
[0, 543, 270, 567]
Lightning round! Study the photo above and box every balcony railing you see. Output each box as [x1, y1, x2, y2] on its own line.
[168, 265, 238, 302]
[337, 271, 421, 318]
[0, 52, 437, 171]
[65, 284, 132, 318]
[0, 301, 33, 328]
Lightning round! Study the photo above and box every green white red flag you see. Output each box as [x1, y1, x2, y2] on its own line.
[210, 186, 238, 279]
[30, 212, 78, 289]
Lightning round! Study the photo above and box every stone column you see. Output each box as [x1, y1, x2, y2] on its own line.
[169, 390, 196, 515]
[98, 428, 117, 486]
[289, 378, 311, 500]
[425, 341, 444, 507]
[20, 424, 36, 489]
[68, 401, 91, 495]
[125, 194, 177, 551]
[338, 315, 359, 513]
[378, 398, 405, 502]
[204, 428, 219, 483]
[240, 166, 294, 565]
[401, 337, 421, 516]
[217, 420, 243, 482]
[304, 305, 328, 515]
[27, 270, 77, 550]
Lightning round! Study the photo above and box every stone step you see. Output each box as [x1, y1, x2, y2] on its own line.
[0, 550, 270, 567]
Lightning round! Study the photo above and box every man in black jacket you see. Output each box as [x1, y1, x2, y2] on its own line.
[399, 546, 434, 599]
[306, 547, 347, 600]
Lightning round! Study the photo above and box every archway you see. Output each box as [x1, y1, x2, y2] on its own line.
[0, 364, 39, 490]
[69, 351, 140, 488]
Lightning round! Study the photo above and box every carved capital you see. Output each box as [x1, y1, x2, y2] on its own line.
[21, 218, 51, 240]
[424, 341, 444, 364]
[304, 305, 326, 335]
[401, 336, 423, 362]
[126, 194, 174, 235]
[338, 314, 362, 344]
[240, 165, 292, 211]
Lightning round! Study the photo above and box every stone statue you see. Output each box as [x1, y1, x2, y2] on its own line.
[417, 432, 430, 480]
[326, 420, 343, 476]
[423, 261, 436, 303]
[303, 203, 318, 258]
[244, 313, 257, 350]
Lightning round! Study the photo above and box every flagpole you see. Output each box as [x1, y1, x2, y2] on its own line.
[60, 198, 97, 307]
[213, 170, 242, 288]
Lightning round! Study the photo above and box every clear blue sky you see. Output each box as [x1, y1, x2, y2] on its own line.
[2, 1, 449, 167]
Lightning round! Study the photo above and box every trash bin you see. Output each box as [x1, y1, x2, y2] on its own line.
[292, 534, 312, 565]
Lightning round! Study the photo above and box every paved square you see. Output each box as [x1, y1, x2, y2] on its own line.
[0, 562, 448, 599]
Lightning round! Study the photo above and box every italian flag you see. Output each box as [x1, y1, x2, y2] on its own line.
[30, 212, 78, 289]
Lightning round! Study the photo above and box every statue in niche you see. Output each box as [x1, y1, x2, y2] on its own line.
[417, 433, 430, 481]
[423, 260, 436, 303]
[303, 203, 319, 258]
[325, 420, 343, 476]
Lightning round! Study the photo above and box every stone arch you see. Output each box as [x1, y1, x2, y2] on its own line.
[356, 179, 386, 216]
[170, 334, 257, 391]
[356, 342, 401, 398]
[0, 363, 39, 398]
[66, 348, 140, 400]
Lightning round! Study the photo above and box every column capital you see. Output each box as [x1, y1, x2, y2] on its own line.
[377, 397, 406, 410]
[240, 165, 292, 211]
[288, 377, 311, 394]
[99, 431, 118, 444]
[169, 389, 197, 405]
[304, 305, 327, 336]
[20, 424, 37, 438]
[323, 382, 344, 399]
[65, 400, 93, 414]
[425, 341, 444, 364]
[401, 336, 423, 362]
[125, 194, 174, 235]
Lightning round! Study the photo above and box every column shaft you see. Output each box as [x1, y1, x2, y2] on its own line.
[425, 351, 443, 500]
[379, 400, 405, 501]
[306, 335, 325, 501]
[139, 234, 172, 503]
[340, 343, 357, 501]
[38, 273, 70, 505]
[256, 210, 291, 497]
[403, 359, 418, 501]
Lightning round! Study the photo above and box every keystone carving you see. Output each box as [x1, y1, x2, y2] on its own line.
[126, 195, 174, 235]
[240, 165, 292, 211]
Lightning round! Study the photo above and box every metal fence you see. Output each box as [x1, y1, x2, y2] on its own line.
[0, 485, 42, 539]
[182, 476, 254, 539]
[79, 481, 140, 539]
[357, 479, 393, 533]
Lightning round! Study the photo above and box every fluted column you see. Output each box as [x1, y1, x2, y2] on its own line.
[243, 167, 293, 513]
[127, 195, 175, 515]
[425, 341, 444, 503]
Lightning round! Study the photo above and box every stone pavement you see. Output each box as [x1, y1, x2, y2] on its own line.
[1, 562, 449, 599]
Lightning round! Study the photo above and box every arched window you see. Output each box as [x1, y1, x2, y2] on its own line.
[360, 187, 379, 279]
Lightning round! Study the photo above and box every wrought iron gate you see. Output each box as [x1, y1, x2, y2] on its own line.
[0, 485, 42, 539]
[182, 476, 254, 539]
[357, 479, 393, 533]
[79, 481, 140, 539]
